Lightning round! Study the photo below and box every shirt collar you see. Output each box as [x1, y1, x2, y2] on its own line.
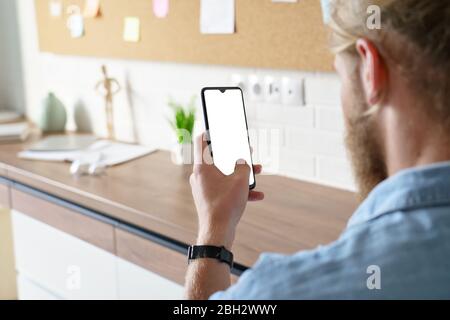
[347, 161, 450, 228]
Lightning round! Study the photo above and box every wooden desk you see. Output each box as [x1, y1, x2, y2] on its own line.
[0, 162, 7, 177]
[0, 141, 358, 299]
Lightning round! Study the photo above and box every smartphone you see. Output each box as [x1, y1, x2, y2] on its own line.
[201, 87, 256, 190]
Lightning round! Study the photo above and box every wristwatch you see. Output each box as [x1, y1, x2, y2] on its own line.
[187, 245, 234, 268]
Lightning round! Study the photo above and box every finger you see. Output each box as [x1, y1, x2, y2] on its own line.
[249, 191, 265, 202]
[253, 165, 263, 175]
[194, 133, 208, 165]
[234, 159, 251, 176]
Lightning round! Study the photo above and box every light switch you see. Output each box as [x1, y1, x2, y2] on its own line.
[282, 77, 305, 106]
[264, 76, 282, 104]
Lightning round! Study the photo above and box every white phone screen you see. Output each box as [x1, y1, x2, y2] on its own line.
[202, 88, 255, 187]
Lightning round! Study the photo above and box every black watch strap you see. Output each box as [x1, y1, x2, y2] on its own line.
[188, 245, 234, 268]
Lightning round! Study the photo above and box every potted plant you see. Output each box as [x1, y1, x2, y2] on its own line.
[168, 97, 196, 165]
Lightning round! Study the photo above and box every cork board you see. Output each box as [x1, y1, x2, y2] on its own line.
[35, 0, 334, 71]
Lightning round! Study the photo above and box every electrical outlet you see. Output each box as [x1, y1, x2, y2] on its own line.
[264, 76, 282, 103]
[231, 74, 246, 91]
[282, 77, 305, 106]
[248, 75, 264, 102]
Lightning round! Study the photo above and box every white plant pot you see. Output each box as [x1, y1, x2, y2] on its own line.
[172, 143, 193, 165]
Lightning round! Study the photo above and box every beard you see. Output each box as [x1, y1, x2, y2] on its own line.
[345, 80, 388, 200]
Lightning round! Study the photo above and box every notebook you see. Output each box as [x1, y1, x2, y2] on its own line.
[0, 111, 22, 124]
[0, 122, 30, 143]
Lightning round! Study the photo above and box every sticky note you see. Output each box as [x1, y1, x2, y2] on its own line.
[84, 0, 101, 18]
[123, 17, 141, 42]
[49, 0, 63, 17]
[153, 0, 169, 18]
[200, 0, 235, 34]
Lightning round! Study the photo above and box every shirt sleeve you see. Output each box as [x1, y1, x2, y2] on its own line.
[209, 253, 288, 300]
[207, 236, 363, 300]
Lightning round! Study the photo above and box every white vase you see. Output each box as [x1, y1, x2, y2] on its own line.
[172, 143, 193, 165]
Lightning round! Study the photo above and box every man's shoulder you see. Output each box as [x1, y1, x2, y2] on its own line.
[212, 207, 450, 300]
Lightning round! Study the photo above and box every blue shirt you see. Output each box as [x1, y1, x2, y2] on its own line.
[211, 162, 450, 299]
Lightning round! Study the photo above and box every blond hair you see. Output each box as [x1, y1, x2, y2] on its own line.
[328, 0, 450, 122]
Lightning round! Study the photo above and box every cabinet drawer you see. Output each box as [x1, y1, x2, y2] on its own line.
[116, 229, 241, 289]
[12, 211, 118, 300]
[11, 188, 115, 254]
[117, 257, 183, 300]
[0, 182, 10, 209]
[116, 229, 187, 285]
[17, 274, 59, 300]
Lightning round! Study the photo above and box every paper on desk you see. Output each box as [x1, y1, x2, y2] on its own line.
[18, 150, 78, 162]
[200, 0, 235, 34]
[19, 140, 157, 167]
[86, 141, 156, 166]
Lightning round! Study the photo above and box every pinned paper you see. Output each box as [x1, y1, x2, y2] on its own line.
[320, 0, 332, 24]
[123, 17, 141, 42]
[84, 0, 101, 18]
[49, 0, 63, 17]
[67, 5, 84, 38]
[153, 0, 169, 18]
[200, 0, 235, 34]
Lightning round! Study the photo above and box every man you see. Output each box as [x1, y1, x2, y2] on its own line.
[185, 0, 450, 299]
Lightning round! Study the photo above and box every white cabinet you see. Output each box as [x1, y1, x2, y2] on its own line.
[117, 258, 183, 300]
[0, 208, 17, 300]
[17, 274, 59, 300]
[12, 211, 118, 300]
[12, 210, 184, 300]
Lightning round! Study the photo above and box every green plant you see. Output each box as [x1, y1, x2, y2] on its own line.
[168, 96, 196, 144]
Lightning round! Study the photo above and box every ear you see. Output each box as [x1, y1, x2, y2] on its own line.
[356, 39, 387, 105]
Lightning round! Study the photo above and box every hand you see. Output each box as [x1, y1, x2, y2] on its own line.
[190, 133, 265, 249]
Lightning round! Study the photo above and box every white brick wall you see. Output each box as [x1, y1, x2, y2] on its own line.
[285, 128, 347, 158]
[317, 156, 355, 189]
[316, 106, 345, 132]
[305, 74, 342, 106]
[13, 0, 356, 192]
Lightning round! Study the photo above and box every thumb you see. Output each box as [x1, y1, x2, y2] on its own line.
[234, 159, 250, 176]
